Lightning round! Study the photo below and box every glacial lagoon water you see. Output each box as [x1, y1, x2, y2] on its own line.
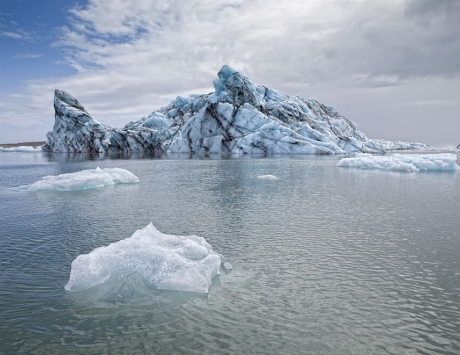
[1, 151, 460, 354]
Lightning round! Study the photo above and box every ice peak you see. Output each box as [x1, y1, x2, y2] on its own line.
[217, 65, 244, 81]
[45, 90, 112, 153]
[54, 89, 89, 115]
[216, 65, 259, 107]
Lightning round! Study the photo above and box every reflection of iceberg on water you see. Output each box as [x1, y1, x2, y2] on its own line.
[65, 223, 227, 294]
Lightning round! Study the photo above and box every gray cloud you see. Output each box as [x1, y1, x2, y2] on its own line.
[1, 0, 459, 146]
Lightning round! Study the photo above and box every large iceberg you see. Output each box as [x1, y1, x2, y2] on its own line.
[43, 65, 429, 155]
[65, 223, 222, 293]
[0, 146, 42, 152]
[14, 167, 139, 191]
[337, 153, 460, 172]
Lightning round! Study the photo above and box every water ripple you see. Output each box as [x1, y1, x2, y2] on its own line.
[1, 154, 460, 354]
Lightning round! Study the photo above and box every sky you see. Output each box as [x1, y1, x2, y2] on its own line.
[0, 0, 459, 146]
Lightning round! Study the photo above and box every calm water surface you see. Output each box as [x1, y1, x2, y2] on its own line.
[1, 152, 459, 354]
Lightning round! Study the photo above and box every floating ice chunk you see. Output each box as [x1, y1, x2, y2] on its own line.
[222, 262, 233, 271]
[219, 254, 233, 271]
[14, 167, 139, 191]
[337, 153, 460, 172]
[0, 146, 42, 152]
[257, 175, 279, 180]
[65, 223, 222, 293]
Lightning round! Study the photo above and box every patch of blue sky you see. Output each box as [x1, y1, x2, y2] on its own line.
[0, 0, 83, 90]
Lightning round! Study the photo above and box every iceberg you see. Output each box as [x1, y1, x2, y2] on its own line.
[0, 146, 42, 152]
[14, 167, 139, 191]
[43, 90, 114, 153]
[257, 175, 279, 180]
[337, 153, 460, 172]
[65, 223, 222, 293]
[43, 65, 429, 155]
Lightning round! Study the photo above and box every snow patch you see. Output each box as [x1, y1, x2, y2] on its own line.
[337, 153, 460, 172]
[14, 167, 139, 191]
[65, 223, 222, 293]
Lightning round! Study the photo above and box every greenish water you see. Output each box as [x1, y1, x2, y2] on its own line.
[1, 152, 460, 354]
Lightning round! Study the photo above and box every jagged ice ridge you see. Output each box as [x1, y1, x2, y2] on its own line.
[43, 65, 429, 155]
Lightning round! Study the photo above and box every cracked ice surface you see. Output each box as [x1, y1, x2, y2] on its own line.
[65, 223, 222, 293]
[337, 153, 460, 172]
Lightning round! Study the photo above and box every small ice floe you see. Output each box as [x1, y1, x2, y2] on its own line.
[13, 167, 139, 191]
[0, 146, 42, 152]
[257, 175, 278, 180]
[65, 223, 224, 293]
[219, 254, 233, 271]
[337, 153, 460, 172]
[222, 262, 233, 271]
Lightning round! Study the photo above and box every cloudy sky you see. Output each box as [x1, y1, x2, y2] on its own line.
[1, 0, 459, 146]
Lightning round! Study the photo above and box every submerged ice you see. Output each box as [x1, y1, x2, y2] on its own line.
[337, 153, 460, 172]
[65, 223, 222, 293]
[14, 167, 139, 191]
[43, 65, 429, 155]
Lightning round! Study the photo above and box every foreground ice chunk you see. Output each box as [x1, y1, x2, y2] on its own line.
[65, 223, 222, 293]
[0, 146, 42, 152]
[257, 175, 279, 180]
[15, 167, 139, 191]
[337, 153, 460, 172]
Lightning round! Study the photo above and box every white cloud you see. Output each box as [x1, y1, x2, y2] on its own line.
[2, 31, 23, 39]
[1, 25, 34, 41]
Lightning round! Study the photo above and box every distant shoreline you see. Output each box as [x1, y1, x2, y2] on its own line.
[0, 141, 45, 148]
